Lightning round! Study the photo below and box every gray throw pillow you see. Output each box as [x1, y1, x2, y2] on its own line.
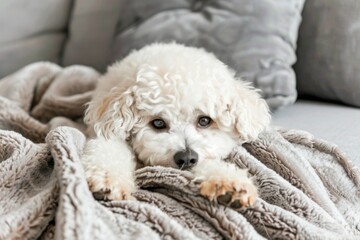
[0, 0, 72, 79]
[63, 0, 305, 109]
[295, 1, 360, 107]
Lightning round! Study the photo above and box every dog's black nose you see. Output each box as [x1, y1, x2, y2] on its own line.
[173, 149, 198, 170]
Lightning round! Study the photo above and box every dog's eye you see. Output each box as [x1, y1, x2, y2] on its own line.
[151, 119, 167, 129]
[198, 116, 212, 128]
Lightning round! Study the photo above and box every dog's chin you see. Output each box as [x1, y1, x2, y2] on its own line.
[136, 154, 178, 169]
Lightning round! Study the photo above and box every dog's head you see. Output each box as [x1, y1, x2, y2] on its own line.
[85, 43, 270, 169]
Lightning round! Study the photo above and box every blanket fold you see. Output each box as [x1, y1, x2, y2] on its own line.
[0, 62, 359, 240]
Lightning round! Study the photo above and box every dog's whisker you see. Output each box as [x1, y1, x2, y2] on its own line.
[180, 163, 185, 170]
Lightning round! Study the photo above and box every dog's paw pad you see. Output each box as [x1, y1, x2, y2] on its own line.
[93, 189, 134, 201]
[93, 189, 111, 200]
[85, 170, 135, 201]
[217, 191, 232, 204]
[200, 177, 257, 209]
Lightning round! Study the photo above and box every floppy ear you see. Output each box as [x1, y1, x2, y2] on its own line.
[84, 86, 138, 140]
[216, 80, 270, 142]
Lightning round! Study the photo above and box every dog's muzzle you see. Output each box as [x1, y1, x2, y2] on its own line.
[173, 148, 198, 170]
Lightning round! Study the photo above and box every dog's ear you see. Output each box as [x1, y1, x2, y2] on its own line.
[84, 86, 138, 140]
[216, 80, 270, 143]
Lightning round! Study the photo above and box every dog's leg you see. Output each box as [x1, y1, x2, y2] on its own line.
[192, 160, 257, 208]
[81, 137, 136, 200]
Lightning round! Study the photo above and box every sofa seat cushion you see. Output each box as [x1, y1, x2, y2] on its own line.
[272, 100, 360, 166]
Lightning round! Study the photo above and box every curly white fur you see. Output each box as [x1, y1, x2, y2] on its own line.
[81, 43, 270, 201]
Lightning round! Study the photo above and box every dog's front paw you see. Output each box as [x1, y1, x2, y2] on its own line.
[81, 137, 137, 201]
[199, 175, 257, 209]
[85, 167, 136, 201]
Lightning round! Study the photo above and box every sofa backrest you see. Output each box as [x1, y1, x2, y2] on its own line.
[0, 0, 72, 79]
[62, 0, 304, 110]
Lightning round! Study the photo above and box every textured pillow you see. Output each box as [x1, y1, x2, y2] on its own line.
[0, 0, 72, 79]
[295, 1, 360, 107]
[63, 0, 305, 109]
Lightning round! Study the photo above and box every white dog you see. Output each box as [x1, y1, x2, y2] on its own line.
[82, 43, 270, 208]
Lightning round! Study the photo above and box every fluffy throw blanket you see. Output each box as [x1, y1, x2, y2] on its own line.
[1, 63, 359, 240]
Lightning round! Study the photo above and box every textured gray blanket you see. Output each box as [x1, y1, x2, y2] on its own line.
[1, 63, 360, 240]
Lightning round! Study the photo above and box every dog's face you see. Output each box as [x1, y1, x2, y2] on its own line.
[130, 103, 239, 169]
[85, 43, 270, 169]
